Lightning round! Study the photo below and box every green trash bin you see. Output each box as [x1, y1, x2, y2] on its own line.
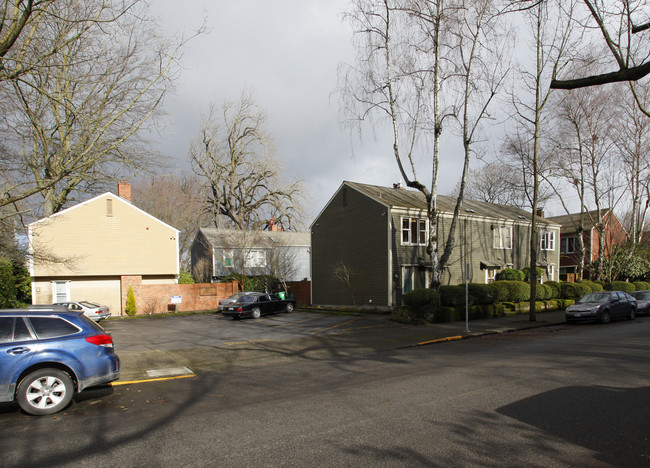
[277, 291, 286, 300]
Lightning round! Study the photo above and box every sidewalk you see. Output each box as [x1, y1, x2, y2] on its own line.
[113, 309, 567, 384]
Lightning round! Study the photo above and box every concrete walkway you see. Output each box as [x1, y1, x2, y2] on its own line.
[110, 309, 568, 384]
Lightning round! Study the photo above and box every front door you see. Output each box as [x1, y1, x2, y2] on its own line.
[402, 267, 414, 293]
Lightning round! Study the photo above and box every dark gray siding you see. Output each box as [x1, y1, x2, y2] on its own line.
[312, 186, 390, 306]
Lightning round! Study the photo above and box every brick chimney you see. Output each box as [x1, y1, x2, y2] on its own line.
[118, 181, 131, 202]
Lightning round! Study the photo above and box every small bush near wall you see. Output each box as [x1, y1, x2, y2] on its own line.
[536, 283, 552, 300]
[633, 281, 650, 290]
[523, 266, 545, 282]
[125, 287, 137, 316]
[178, 271, 195, 284]
[608, 281, 635, 293]
[440, 285, 465, 306]
[495, 268, 525, 281]
[574, 282, 592, 297]
[492, 281, 529, 302]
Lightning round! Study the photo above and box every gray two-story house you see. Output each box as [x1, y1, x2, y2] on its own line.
[191, 228, 311, 283]
[311, 181, 560, 308]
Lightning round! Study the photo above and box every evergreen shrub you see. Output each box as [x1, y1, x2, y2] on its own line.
[633, 281, 650, 291]
[561, 282, 578, 299]
[468, 283, 498, 305]
[495, 268, 525, 282]
[580, 280, 603, 292]
[440, 285, 465, 306]
[125, 286, 137, 316]
[609, 281, 635, 293]
[544, 281, 561, 299]
[523, 266, 545, 282]
[402, 288, 439, 322]
[574, 282, 592, 298]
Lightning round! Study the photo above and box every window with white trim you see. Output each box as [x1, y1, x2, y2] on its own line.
[222, 250, 233, 268]
[245, 250, 267, 268]
[541, 230, 555, 251]
[493, 226, 512, 249]
[401, 217, 427, 245]
[560, 236, 576, 253]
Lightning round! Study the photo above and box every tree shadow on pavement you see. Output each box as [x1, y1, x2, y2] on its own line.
[497, 385, 650, 467]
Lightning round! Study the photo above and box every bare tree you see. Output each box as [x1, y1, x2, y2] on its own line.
[189, 90, 305, 231]
[546, 0, 650, 90]
[341, 0, 510, 290]
[131, 175, 208, 271]
[506, 0, 576, 321]
[0, 0, 187, 217]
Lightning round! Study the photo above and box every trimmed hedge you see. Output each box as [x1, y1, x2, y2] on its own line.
[579, 280, 603, 292]
[468, 283, 498, 305]
[491, 281, 530, 302]
[633, 281, 650, 291]
[544, 281, 561, 299]
[495, 268, 525, 281]
[609, 281, 635, 293]
[440, 285, 465, 306]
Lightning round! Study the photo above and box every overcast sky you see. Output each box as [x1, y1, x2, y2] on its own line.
[149, 1, 474, 224]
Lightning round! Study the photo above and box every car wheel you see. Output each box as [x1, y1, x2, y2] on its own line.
[628, 307, 636, 320]
[17, 369, 74, 416]
[251, 307, 261, 319]
[285, 303, 294, 313]
[600, 310, 611, 324]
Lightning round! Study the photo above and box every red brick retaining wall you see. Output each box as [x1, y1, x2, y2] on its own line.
[119, 278, 238, 315]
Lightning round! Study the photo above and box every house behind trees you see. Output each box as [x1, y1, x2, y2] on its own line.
[191, 228, 311, 284]
[311, 181, 560, 308]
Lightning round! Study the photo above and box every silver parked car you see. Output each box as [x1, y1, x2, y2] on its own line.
[54, 301, 111, 322]
[630, 290, 650, 315]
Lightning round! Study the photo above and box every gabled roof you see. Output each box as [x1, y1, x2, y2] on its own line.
[547, 208, 613, 232]
[198, 228, 310, 249]
[28, 192, 179, 233]
[342, 181, 559, 225]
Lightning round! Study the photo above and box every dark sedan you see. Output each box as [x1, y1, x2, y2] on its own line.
[221, 292, 296, 320]
[630, 290, 650, 316]
[565, 291, 637, 324]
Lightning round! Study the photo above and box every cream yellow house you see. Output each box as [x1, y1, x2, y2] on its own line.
[28, 184, 179, 316]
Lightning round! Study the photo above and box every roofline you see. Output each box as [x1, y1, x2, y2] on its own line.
[28, 192, 180, 235]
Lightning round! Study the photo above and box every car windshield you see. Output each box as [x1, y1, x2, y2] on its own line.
[235, 295, 258, 303]
[632, 291, 650, 300]
[79, 301, 100, 308]
[577, 292, 610, 304]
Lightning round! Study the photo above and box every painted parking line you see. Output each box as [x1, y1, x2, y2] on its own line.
[112, 374, 195, 386]
[311, 318, 361, 335]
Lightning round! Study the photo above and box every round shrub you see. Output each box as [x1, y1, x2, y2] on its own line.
[561, 282, 579, 299]
[593, 280, 606, 289]
[609, 280, 635, 293]
[574, 282, 592, 298]
[579, 280, 603, 292]
[491, 281, 529, 302]
[495, 268, 525, 282]
[633, 281, 650, 291]
[535, 283, 552, 300]
[523, 266, 545, 282]
[440, 285, 465, 306]
[544, 281, 561, 299]
[468, 283, 498, 305]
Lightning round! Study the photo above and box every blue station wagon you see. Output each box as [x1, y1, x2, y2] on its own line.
[0, 307, 120, 415]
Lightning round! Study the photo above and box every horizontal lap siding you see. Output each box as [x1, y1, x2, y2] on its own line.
[312, 187, 389, 306]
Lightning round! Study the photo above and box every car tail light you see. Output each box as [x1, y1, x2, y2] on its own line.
[86, 334, 114, 347]
[236, 308, 243, 312]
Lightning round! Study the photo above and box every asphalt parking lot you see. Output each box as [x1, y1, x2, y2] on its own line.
[101, 308, 569, 383]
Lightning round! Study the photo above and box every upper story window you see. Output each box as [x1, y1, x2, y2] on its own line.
[541, 230, 556, 251]
[401, 217, 427, 246]
[493, 226, 512, 249]
[560, 236, 577, 253]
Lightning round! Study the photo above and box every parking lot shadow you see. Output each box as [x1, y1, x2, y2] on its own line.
[497, 385, 650, 467]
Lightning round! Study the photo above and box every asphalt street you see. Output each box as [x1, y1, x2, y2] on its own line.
[1, 314, 648, 467]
